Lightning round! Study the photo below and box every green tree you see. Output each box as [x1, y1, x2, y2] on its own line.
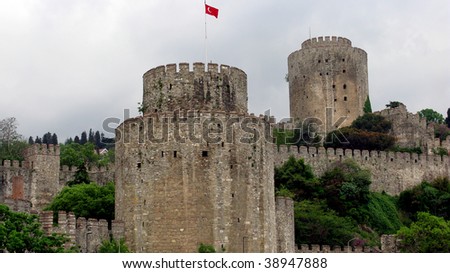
[363, 96, 372, 113]
[99, 238, 129, 253]
[397, 212, 450, 253]
[325, 127, 395, 151]
[351, 113, 392, 133]
[60, 142, 109, 167]
[418, 108, 444, 124]
[46, 182, 115, 223]
[274, 156, 321, 200]
[398, 178, 450, 221]
[67, 164, 90, 186]
[320, 160, 371, 217]
[294, 200, 357, 246]
[0, 205, 67, 253]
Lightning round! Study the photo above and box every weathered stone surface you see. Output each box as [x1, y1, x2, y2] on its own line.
[288, 36, 369, 133]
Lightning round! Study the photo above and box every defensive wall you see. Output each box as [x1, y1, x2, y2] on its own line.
[39, 211, 124, 253]
[0, 144, 115, 213]
[142, 63, 248, 114]
[296, 244, 381, 253]
[274, 144, 450, 196]
[115, 110, 277, 253]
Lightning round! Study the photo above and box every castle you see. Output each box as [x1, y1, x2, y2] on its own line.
[1, 36, 449, 253]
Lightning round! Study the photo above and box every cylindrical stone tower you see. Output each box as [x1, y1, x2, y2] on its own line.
[115, 63, 276, 253]
[288, 36, 369, 133]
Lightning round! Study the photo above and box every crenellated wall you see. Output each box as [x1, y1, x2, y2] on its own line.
[142, 63, 248, 115]
[296, 244, 381, 253]
[59, 164, 115, 186]
[288, 36, 369, 134]
[1, 144, 116, 213]
[274, 145, 449, 196]
[39, 211, 125, 253]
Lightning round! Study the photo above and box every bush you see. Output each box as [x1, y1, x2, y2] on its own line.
[359, 192, 403, 234]
[198, 243, 216, 253]
[397, 212, 450, 252]
[294, 200, 357, 246]
[99, 238, 129, 253]
[398, 178, 450, 221]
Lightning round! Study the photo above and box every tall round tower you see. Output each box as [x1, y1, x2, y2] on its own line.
[288, 36, 369, 133]
[115, 63, 276, 253]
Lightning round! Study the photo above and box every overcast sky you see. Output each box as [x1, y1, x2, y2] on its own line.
[1, 0, 449, 141]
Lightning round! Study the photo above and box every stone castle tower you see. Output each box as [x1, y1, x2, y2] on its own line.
[115, 63, 279, 253]
[288, 36, 369, 133]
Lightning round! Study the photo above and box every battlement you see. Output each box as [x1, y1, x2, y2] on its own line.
[275, 145, 449, 165]
[274, 144, 450, 195]
[142, 62, 248, 114]
[39, 211, 125, 252]
[143, 62, 246, 78]
[24, 143, 60, 157]
[301, 36, 352, 49]
[296, 244, 381, 253]
[0, 159, 29, 168]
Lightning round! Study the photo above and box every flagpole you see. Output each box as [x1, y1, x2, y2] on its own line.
[204, 0, 208, 64]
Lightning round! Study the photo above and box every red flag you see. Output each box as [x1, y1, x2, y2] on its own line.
[205, 4, 219, 18]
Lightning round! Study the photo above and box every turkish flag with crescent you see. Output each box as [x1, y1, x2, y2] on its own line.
[205, 4, 219, 18]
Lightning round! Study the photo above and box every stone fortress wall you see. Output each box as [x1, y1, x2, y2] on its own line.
[142, 63, 248, 114]
[288, 36, 369, 133]
[0, 144, 115, 213]
[273, 143, 450, 196]
[39, 211, 124, 253]
[115, 62, 279, 253]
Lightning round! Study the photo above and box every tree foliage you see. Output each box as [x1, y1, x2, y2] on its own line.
[363, 96, 372, 114]
[60, 142, 113, 167]
[198, 243, 216, 253]
[45, 182, 115, 223]
[0, 205, 67, 253]
[397, 212, 450, 253]
[398, 177, 450, 221]
[294, 200, 357, 246]
[418, 108, 444, 124]
[325, 113, 395, 151]
[0, 117, 29, 162]
[274, 156, 321, 200]
[351, 113, 392, 133]
[358, 192, 403, 235]
[325, 127, 395, 151]
[320, 160, 371, 217]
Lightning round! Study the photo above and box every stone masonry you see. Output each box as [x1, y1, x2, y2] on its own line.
[288, 36, 369, 133]
[115, 63, 278, 253]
